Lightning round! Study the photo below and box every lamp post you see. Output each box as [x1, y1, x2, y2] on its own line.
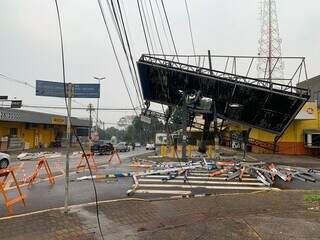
[93, 76, 105, 133]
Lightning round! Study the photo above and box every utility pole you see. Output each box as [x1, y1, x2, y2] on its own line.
[93, 76, 105, 131]
[64, 83, 72, 213]
[87, 103, 95, 139]
[208, 50, 219, 157]
[181, 94, 188, 161]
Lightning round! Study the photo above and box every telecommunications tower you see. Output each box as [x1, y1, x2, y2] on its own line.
[257, 0, 284, 83]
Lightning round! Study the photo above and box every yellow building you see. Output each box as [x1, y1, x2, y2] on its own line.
[222, 102, 319, 155]
[0, 108, 89, 151]
[187, 102, 320, 155]
[249, 102, 320, 155]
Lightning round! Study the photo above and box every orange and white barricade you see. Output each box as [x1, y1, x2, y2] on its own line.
[27, 156, 55, 188]
[0, 167, 26, 215]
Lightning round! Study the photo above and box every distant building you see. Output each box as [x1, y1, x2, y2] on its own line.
[297, 75, 320, 102]
[0, 108, 89, 151]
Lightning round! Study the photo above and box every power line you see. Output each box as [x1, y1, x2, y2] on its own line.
[136, 0, 151, 54]
[116, 0, 144, 101]
[154, 0, 172, 53]
[53, 2, 105, 240]
[0, 73, 35, 89]
[109, 0, 144, 104]
[184, 0, 196, 58]
[143, 0, 159, 53]
[96, 0, 138, 115]
[140, 0, 156, 53]
[160, 0, 179, 59]
[148, 0, 164, 55]
[107, 0, 143, 107]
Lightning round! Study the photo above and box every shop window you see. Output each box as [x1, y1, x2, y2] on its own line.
[9, 128, 17, 136]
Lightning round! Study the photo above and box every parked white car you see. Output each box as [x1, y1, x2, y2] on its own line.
[146, 143, 156, 150]
[0, 152, 10, 169]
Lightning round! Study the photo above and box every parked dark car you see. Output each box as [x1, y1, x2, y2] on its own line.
[91, 140, 114, 155]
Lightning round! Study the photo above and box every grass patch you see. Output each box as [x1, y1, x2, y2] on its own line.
[304, 194, 320, 202]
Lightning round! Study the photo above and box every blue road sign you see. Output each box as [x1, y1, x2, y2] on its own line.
[73, 84, 100, 98]
[36, 80, 100, 98]
[36, 80, 65, 97]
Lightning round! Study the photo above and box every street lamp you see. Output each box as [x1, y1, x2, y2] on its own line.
[93, 76, 105, 132]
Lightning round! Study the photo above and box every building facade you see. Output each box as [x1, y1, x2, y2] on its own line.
[0, 108, 89, 151]
[297, 75, 320, 103]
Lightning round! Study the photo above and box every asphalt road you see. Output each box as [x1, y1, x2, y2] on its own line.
[2, 147, 320, 217]
[0, 148, 150, 216]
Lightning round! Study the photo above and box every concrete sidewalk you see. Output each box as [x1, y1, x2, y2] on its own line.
[1, 190, 320, 240]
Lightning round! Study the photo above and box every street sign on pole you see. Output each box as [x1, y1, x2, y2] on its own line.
[35, 80, 100, 213]
[36, 80, 100, 98]
[73, 84, 100, 98]
[36, 80, 66, 97]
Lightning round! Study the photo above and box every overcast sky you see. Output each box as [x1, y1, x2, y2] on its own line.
[0, 0, 319, 128]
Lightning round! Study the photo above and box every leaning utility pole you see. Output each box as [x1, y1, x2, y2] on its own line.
[257, 0, 284, 83]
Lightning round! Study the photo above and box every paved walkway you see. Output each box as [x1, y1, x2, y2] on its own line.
[1, 190, 320, 240]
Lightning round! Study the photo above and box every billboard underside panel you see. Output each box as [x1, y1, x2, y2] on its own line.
[137, 56, 310, 135]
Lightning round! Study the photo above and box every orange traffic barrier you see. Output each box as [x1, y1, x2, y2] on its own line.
[0, 167, 26, 215]
[76, 151, 97, 172]
[27, 156, 55, 188]
[209, 168, 231, 177]
[107, 150, 122, 165]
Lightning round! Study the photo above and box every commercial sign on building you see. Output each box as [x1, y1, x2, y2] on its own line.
[295, 102, 317, 120]
[51, 117, 65, 125]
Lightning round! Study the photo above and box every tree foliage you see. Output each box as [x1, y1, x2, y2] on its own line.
[99, 116, 165, 144]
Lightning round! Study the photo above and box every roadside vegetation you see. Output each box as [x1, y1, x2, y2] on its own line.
[304, 194, 320, 202]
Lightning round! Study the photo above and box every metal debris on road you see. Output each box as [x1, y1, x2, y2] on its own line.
[126, 158, 320, 197]
[17, 152, 62, 161]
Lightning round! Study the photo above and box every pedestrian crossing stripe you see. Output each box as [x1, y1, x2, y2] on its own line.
[143, 175, 257, 181]
[138, 179, 265, 186]
[130, 169, 279, 197]
[134, 189, 192, 195]
[136, 184, 273, 191]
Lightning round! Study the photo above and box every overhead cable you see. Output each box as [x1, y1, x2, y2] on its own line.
[160, 0, 179, 59]
[106, 0, 143, 108]
[140, 0, 155, 53]
[154, 0, 172, 53]
[148, 0, 164, 55]
[97, 0, 138, 115]
[53, 1, 105, 240]
[184, 0, 196, 59]
[115, 0, 144, 102]
[136, 0, 151, 54]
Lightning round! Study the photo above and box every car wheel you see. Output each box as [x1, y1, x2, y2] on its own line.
[0, 159, 9, 169]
